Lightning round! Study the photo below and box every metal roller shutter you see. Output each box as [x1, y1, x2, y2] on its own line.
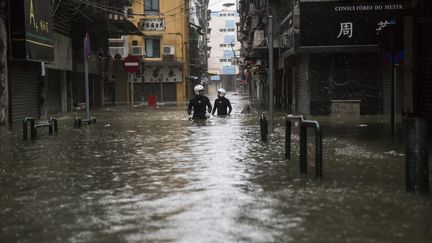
[10, 62, 40, 125]
[417, 17, 432, 119]
[47, 69, 61, 114]
[295, 55, 310, 115]
[137, 83, 177, 102]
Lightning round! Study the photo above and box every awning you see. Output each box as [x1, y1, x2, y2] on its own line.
[107, 14, 143, 38]
[107, 20, 143, 37]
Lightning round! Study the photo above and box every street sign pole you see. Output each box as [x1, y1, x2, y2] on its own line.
[160, 74, 164, 103]
[130, 73, 134, 109]
[124, 55, 140, 108]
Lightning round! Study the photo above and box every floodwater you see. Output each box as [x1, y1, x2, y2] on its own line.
[0, 94, 431, 243]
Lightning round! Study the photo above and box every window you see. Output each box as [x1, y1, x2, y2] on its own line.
[223, 50, 234, 59]
[144, 0, 159, 15]
[227, 28, 235, 32]
[219, 29, 226, 32]
[222, 65, 236, 74]
[225, 20, 236, 29]
[224, 35, 235, 44]
[145, 38, 160, 58]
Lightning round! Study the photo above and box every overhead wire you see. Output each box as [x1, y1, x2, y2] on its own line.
[74, 0, 225, 19]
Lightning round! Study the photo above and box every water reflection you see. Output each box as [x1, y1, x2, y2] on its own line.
[0, 95, 431, 242]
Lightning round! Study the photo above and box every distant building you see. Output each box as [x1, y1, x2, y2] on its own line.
[208, 5, 240, 93]
[108, 0, 191, 104]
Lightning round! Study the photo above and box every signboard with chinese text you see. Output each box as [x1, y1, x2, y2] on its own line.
[139, 18, 165, 31]
[143, 66, 183, 82]
[10, 0, 54, 62]
[299, 0, 405, 48]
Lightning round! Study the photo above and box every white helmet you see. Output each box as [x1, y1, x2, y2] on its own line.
[194, 85, 204, 95]
[217, 88, 226, 97]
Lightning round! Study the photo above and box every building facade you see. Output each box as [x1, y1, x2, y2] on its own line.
[0, 0, 140, 129]
[208, 5, 240, 93]
[237, 0, 432, 128]
[108, 0, 191, 104]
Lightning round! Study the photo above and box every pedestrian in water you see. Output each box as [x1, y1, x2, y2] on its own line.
[187, 85, 212, 119]
[212, 88, 232, 116]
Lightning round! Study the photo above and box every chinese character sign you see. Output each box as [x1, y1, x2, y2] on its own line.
[139, 19, 166, 31]
[337, 22, 353, 38]
[299, 0, 404, 47]
[24, 0, 54, 61]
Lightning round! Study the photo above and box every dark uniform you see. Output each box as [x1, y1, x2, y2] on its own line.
[212, 97, 232, 115]
[187, 95, 212, 119]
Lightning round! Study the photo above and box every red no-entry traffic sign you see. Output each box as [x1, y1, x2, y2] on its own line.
[124, 55, 140, 73]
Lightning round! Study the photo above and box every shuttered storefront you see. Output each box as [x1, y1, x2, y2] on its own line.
[295, 55, 310, 114]
[47, 69, 62, 114]
[417, 16, 432, 119]
[138, 83, 177, 102]
[10, 62, 40, 125]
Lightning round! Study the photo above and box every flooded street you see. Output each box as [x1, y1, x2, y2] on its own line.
[0, 94, 431, 243]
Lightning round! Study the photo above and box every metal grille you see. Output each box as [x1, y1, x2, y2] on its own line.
[47, 69, 62, 115]
[10, 62, 40, 125]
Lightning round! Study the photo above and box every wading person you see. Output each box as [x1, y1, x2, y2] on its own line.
[212, 88, 232, 116]
[187, 85, 212, 119]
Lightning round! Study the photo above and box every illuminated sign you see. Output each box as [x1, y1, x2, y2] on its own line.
[10, 0, 54, 62]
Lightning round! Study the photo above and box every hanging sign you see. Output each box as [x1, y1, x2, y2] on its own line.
[10, 0, 54, 62]
[139, 18, 166, 31]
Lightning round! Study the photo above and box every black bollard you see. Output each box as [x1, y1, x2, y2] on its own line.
[260, 114, 268, 142]
[30, 119, 36, 140]
[405, 118, 429, 193]
[23, 118, 28, 141]
[74, 117, 82, 128]
[49, 122, 53, 135]
[285, 120, 291, 159]
[299, 124, 307, 174]
[315, 123, 323, 178]
[50, 118, 58, 133]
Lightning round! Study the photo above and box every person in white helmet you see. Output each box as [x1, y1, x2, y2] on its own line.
[187, 85, 212, 119]
[212, 88, 232, 116]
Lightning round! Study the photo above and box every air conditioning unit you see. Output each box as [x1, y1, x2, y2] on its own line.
[131, 46, 144, 56]
[109, 47, 125, 58]
[162, 46, 175, 55]
[253, 30, 265, 48]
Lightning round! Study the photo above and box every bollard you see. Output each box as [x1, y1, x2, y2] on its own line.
[74, 117, 82, 128]
[49, 117, 58, 133]
[299, 124, 307, 174]
[260, 114, 268, 142]
[285, 115, 305, 160]
[405, 118, 429, 193]
[23, 117, 35, 141]
[285, 120, 291, 159]
[300, 120, 323, 178]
